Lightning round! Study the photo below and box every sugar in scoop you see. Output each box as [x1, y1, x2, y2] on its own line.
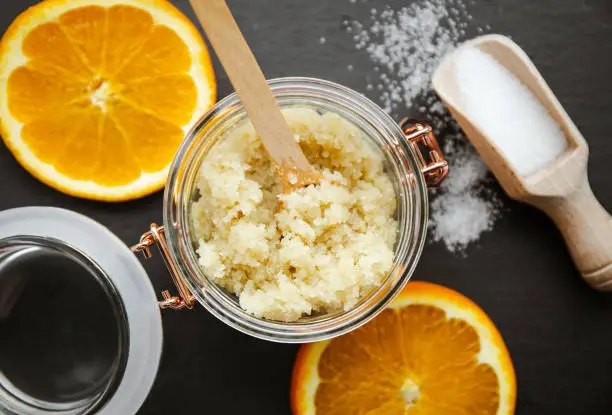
[453, 46, 568, 176]
[433, 34, 612, 292]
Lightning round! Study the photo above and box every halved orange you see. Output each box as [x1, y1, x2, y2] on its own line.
[0, 0, 216, 201]
[292, 281, 516, 415]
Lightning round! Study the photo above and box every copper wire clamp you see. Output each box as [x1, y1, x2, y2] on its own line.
[400, 119, 449, 187]
[132, 224, 195, 310]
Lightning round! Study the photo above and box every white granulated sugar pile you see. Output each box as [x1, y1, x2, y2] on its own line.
[429, 135, 501, 251]
[338, 0, 502, 252]
[455, 46, 568, 176]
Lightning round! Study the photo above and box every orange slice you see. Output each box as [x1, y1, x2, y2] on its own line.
[0, 0, 216, 201]
[292, 281, 516, 415]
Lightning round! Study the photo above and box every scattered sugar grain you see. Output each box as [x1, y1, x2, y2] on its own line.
[454, 47, 568, 176]
[431, 193, 494, 251]
[345, 0, 473, 114]
[429, 137, 501, 252]
[335, 0, 502, 252]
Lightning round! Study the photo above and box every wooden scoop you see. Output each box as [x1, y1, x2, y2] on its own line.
[433, 34, 612, 291]
[189, 0, 321, 192]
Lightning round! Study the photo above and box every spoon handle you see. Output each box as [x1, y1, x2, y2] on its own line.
[537, 176, 612, 290]
[188, 0, 312, 172]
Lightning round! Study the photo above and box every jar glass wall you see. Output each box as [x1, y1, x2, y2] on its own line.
[0, 236, 128, 414]
[163, 77, 429, 343]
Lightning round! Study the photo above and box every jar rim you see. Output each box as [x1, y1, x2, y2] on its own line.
[163, 77, 429, 343]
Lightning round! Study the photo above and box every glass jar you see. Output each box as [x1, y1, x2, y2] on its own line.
[136, 77, 448, 343]
[0, 77, 447, 414]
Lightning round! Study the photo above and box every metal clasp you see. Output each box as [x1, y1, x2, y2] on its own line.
[131, 224, 195, 310]
[400, 119, 449, 187]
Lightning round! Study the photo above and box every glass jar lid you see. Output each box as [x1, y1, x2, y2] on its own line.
[0, 207, 163, 415]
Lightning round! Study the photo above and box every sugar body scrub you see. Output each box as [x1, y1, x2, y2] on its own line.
[190, 107, 397, 321]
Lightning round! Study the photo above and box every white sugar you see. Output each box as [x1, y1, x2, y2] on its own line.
[455, 47, 568, 176]
[429, 135, 500, 251]
[337, 0, 502, 253]
[431, 193, 494, 250]
[346, 0, 476, 114]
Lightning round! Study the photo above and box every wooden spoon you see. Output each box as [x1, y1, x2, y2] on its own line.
[189, 0, 321, 193]
[433, 34, 612, 291]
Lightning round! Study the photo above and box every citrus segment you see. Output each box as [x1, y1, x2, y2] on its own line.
[22, 22, 92, 80]
[292, 281, 516, 415]
[117, 74, 197, 125]
[96, 116, 141, 187]
[22, 106, 101, 180]
[108, 100, 183, 172]
[59, 6, 107, 72]
[51, 108, 103, 180]
[0, 0, 216, 201]
[103, 5, 155, 77]
[7, 67, 88, 122]
[115, 25, 192, 82]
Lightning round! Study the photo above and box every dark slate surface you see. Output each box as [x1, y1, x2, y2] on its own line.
[1, 0, 612, 414]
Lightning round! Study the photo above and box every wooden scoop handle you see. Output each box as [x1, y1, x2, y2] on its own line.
[189, 0, 313, 173]
[536, 175, 612, 291]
